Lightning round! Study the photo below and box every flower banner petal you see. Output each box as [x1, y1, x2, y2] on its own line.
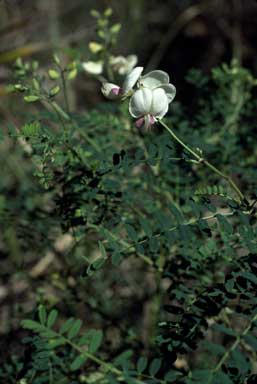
[129, 88, 152, 118]
[82, 61, 103, 75]
[122, 66, 143, 94]
[150, 88, 169, 118]
[159, 84, 176, 103]
[140, 70, 169, 89]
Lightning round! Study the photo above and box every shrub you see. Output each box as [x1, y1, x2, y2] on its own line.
[1, 9, 257, 384]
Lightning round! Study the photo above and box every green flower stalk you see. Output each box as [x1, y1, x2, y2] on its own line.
[101, 65, 246, 204]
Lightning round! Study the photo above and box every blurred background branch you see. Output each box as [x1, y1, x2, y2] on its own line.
[0, 0, 256, 109]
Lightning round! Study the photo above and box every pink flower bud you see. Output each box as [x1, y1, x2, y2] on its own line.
[111, 87, 121, 96]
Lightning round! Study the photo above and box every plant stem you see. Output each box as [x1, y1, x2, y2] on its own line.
[40, 324, 123, 376]
[207, 312, 257, 383]
[65, 338, 121, 375]
[60, 69, 70, 114]
[159, 119, 246, 204]
[40, 324, 167, 382]
[71, 119, 102, 153]
[88, 210, 240, 272]
[88, 223, 157, 270]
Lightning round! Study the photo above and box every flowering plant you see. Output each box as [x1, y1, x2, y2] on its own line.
[102, 67, 176, 129]
[101, 64, 246, 206]
[3, 7, 256, 384]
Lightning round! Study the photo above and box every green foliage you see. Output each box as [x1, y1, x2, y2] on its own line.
[1, 28, 257, 384]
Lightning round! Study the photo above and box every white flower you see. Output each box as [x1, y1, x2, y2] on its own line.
[129, 88, 169, 130]
[122, 66, 143, 94]
[82, 61, 103, 75]
[139, 70, 176, 102]
[110, 55, 138, 75]
[101, 66, 143, 100]
[101, 67, 176, 128]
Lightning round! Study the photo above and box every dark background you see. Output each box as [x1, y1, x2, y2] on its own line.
[1, 0, 257, 112]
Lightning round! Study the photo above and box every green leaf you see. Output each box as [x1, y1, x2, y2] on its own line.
[213, 323, 236, 337]
[212, 371, 233, 384]
[87, 257, 106, 275]
[241, 271, 257, 285]
[111, 251, 122, 266]
[125, 224, 138, 242]
[201, 340, 226, 355]
[164, 370, 182, 382]
[136, 356, 148, 373]
[231, 348, 249, 374]
[21, 121, 40, 137]
[217, 214, 233, 235]
[14, 84, 27, 92]
[47, 309, 58, 328]
[126, 378, 145, 384]
[32, 60, 39, 70]
[15, 57, 23, 68]
[48, 338, 65, 349]
[189, 370, 210, 384]
[38, 305, 47, 325]
[32, 78, 40, 91]
[48, 69, 60, 80]
[139, 218, 152, 237]
[195, 185, 227, 198]
[89, 329, 103, 353]
[53, 53, 61, 65]
[168, 203, 183, 223]
[244, 334, 257, 350]
[21, 319, 45, 332]
[107, 375, 119, 384]
[78, 331, 92, 346]
[40, 330, 57, 338]
[149, 358, 161, 376]
[110, 23, 121, 34]
[60, 317, 74, 334]
[104, 7, 113, 17]
[67, 68, 77, 80]
[98, 241, 107, 259]
[49, 85, 60, 97]
[67, 319, 82, 339]
[92, 258, 106, 269]
[90, 9, 100, 18]
[70, 354, 88, 371]
[24, 95, 39, 103]
[114, 349, 133, 366]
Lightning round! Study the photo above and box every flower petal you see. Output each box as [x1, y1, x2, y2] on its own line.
[101, 82, 121, 100]
[135, 116, 145, 128]
[129, 88, 152, 118]
[110, 55, 126, 72]
[122, 66, 143, 94]
[110, 55, 125, 65]
[144, 114, 156, 130]
[82, 61, 103, 75]
[126, 55, 138, 69]
[150, 88, 169, 118]
[140, 70, 169, 89]
[159, 84, 176, 103]
[111, 55, 138, 75]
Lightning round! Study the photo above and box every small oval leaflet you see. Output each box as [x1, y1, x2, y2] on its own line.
[70, 354, 88, 371]
[67, 319, 82, 339]
[149, 357, 162, 377]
